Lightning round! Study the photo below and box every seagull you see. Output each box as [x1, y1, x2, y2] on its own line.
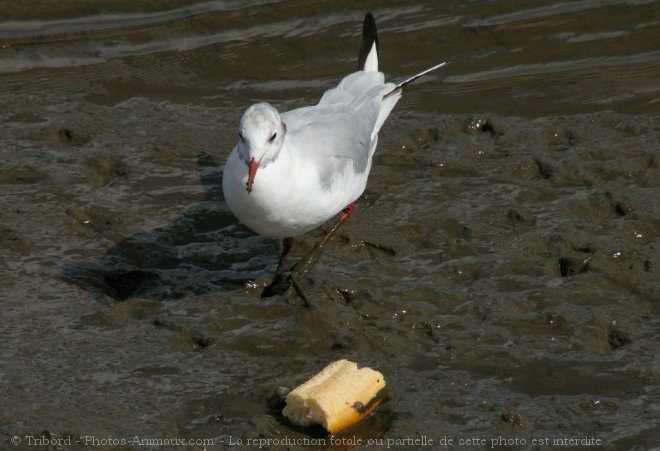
[222, 13, 447, 284]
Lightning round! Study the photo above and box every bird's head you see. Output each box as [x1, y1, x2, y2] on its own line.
[236, 102, 287, 193]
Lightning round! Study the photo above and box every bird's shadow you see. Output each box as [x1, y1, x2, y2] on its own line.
[60, 152, 275, 304]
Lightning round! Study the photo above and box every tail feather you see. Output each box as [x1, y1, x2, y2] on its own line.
[358, 13, 379, 72]
[383, 61, 449, 99]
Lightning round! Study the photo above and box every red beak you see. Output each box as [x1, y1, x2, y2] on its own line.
[247, 157, 259, 193]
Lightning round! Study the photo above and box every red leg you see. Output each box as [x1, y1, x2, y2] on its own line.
[263, 204, 356, 301]
[275, 237, 293, 275]
[339, 203, 355, 222]
[320, 202, 355, 246]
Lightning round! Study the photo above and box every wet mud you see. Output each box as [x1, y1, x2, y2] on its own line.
[1, 1, 658, 450]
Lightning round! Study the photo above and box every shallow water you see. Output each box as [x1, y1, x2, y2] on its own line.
[1, 1, 658, 450]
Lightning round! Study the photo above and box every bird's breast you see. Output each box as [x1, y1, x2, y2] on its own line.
[222, 148, 369, 238]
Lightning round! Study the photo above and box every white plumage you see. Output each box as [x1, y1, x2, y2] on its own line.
[222, 13, 445, 240]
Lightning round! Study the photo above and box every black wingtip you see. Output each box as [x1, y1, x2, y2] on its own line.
[357, 12, 378, 70]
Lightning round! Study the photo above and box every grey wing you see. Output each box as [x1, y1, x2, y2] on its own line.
[282, 102, 377, 181]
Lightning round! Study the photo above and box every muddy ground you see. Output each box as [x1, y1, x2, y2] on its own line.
[1, 1, 658, 450]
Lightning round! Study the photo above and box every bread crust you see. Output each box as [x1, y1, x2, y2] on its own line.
[282, 360, 386, 434]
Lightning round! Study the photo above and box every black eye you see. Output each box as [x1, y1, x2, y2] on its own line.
[268, 132, 277, 143]
[238, 132, 245, 142]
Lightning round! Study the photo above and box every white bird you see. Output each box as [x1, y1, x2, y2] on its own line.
[222, 13, 446, 277]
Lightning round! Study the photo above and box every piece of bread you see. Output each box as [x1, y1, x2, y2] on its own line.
[282, 359, 386, 434]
